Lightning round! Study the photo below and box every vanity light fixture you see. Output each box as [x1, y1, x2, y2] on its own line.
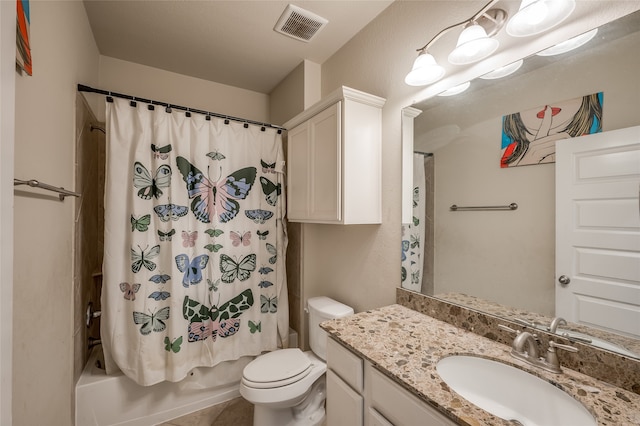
[437, 81, 471, 97]
[448, 22, 500, 65]
[479, 59, 524, 79]
[405, 0, 507, 86]
[506, 0, 576, 37]
[536, 28, 598, 56]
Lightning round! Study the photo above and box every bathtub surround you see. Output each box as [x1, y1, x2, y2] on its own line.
[76, 344, 252, 425]
[397, 288, 640, 395]
[321, 304, 640, 425]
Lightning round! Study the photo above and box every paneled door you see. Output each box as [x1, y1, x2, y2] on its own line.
[556, 126, 640, 338]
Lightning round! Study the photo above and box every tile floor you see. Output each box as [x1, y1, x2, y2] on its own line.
[159, 397, 254, 426]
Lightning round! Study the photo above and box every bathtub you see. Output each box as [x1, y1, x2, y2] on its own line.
[75, 345, 252, 426]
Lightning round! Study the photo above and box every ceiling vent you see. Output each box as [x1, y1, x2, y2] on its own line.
[274, 4, 328, 42]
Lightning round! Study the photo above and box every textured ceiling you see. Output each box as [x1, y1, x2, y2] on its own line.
[83, 0, 395, 94]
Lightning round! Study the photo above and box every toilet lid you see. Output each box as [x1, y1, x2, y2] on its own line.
[243, 348, 311, 386]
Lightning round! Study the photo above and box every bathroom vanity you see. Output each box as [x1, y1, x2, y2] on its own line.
[326, 336, 456, 425]
[321, 304, 640, 426]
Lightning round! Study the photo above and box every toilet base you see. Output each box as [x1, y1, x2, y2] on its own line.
[252, 376, 326, 426]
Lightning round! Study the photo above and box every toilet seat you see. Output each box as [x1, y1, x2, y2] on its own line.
[242, 348, 312, 389]
[240, 351, 327, 407]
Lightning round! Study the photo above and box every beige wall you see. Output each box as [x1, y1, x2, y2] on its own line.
[303, 1, 440, 314]
[96, 56, 270, 123]
[0, 2, 16, 423]
[269, 62, 305, 126]
[416, 30, 640, 316]
[13, 2, 100, 425]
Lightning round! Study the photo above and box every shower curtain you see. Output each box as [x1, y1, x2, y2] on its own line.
[102, 97, 288, 386]
[401, 154, 426, 292]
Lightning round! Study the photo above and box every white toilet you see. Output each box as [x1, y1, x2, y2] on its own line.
[240, 296, 354, 426]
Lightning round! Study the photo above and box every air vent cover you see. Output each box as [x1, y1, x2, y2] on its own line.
[274, 4, 328, 42]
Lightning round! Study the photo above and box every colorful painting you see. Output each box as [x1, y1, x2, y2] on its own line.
[500, 92, 603, 168]
[16, 0, 32, 75]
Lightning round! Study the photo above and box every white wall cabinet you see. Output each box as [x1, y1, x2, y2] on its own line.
[284, 86, 385, 224]
[326, 337, 457, 426]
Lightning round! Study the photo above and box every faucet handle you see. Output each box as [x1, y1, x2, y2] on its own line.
[498, 324, 518, 334]
[549, 340, 578, 353]
[514, 318, 542, 329]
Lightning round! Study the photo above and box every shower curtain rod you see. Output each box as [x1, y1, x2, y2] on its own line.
[77, 84, 285, 132]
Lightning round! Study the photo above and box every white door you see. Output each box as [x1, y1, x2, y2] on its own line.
[556, 126, 640, 338]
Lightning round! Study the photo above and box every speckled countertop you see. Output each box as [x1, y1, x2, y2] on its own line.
[321, 304, 640, 426]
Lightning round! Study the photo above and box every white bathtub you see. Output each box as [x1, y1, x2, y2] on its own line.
[75, 345, 252, 426]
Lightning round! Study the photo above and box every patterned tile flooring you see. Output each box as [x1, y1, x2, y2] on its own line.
[159, 397, 253, 426]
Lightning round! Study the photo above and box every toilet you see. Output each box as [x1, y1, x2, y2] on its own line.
[240, 296, 354, 426]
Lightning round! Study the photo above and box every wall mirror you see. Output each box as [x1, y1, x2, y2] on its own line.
[401, 10, 640, 359]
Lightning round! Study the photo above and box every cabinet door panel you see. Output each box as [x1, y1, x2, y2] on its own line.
[367, 408, 394, 426]
[287, 122, 310, 220]
[309, 102, 341, 222]
[368, 364, 456, 426]
[327, 369, 363, 426]
[327, 338, 363, 393]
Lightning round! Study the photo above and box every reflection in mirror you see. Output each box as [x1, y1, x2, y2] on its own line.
[401, 11, 640, 358]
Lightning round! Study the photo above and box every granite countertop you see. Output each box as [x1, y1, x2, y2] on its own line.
[320, 304, 640, 426]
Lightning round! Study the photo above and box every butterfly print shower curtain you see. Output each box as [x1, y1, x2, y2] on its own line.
[102, 98, 288, 386]
[401, 154, 426, 292]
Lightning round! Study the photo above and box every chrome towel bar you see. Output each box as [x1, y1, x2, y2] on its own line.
[450, 203, 518, 211]
[14, 178, 81, 201]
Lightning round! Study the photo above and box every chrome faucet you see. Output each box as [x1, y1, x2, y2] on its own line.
[499, 324, 578, 374]
[548, 317, 567, 334]
[512, 331, 539, 361]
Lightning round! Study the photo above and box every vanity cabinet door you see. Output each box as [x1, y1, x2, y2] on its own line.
[367, 407, 394, 426]
[366, 363, 457, 426]
[327, 369, 364, 426]
[327, 337, 363, 393]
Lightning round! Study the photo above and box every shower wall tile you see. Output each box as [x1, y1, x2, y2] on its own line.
[422, 155, 434, 295]
[286, 219, 302, 346]
[74, 94, 105, 385]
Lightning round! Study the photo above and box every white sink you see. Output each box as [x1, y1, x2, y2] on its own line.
[436, 355, 596, 426]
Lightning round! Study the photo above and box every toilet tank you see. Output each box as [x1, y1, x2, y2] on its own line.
[307, 297, 354, 361]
